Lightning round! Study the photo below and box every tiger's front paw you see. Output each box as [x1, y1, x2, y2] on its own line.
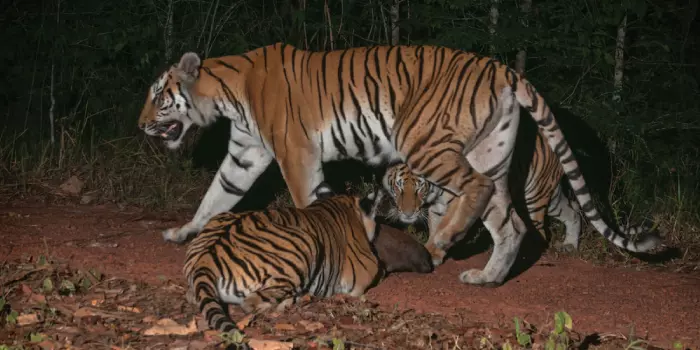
[458, 269, 503, 288]
[162, 224, 199, 244]
[425, 243, 447, 267]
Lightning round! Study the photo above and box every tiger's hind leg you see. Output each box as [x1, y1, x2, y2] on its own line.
[459, 177, 528, 286]
[547, 184, 581, 253]
[241, 285, 296, 315]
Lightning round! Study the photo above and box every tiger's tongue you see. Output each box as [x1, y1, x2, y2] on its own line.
[160, 123, 178, 138]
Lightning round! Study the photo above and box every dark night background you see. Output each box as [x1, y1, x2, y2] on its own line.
[0, 0, 698, 250]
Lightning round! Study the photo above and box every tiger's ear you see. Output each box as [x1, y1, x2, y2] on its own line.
[359, 185, 384, 219]
[176, 52, 201, 84]
[313, 182, 335, 201]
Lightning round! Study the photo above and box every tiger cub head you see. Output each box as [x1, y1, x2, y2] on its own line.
[138, 52, 212, 150]
[314, 183, 433, 274]
[378, 162, 435, 224]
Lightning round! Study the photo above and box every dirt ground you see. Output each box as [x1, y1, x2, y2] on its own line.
[1, 198, 699, 349]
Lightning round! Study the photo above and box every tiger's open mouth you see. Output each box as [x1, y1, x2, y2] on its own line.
[156, 121, 183, 141]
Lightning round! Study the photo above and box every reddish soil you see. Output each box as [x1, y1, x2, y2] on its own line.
[1, 200, 699, 348]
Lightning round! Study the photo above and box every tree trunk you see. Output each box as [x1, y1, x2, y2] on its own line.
[612, 13, 627, 104]
[49, 0, 61, 145]
[164, 0, 174, 62]
[390, 0, 400, 45]
[515, 0, 531, 75]
[489, 0, 500, 55]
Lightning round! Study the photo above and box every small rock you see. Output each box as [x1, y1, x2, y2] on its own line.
[80, 194, 96, 205]
[59, 175, 84, 196]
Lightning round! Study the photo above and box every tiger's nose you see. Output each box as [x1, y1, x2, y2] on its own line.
[138, 122, 146, 130]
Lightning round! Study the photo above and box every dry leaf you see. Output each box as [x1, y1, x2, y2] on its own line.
[17, 313, 40, 326]
[36, 340, 56, 350]
[20, 283, 34, 296]
[142, 317, 197, 336]
[30, 293, 47, 305]
[298, 320, 324, 332]
[142, 315, 157, 324]
[188, 340, 211, 350]
[73, 307, 96, 318]
[168, 339, 189, 350]
[273, 323, 296, 331]
[248, 339, 294, 350]
[236, 314, 254, 330]
[117, 305, 142, 313]
[202, 330, 220, 342]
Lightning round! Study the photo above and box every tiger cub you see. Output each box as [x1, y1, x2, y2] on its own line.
[377, 131, 583, 252]
[183, 184, 432, 332]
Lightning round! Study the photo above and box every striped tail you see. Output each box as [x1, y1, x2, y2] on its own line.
[513, 77, 661, 253]
[196, 284, 239, 333]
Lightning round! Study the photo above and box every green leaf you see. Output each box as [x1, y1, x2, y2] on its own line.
[6, 310, 18, 325]
[59, 279, 76, 295]
[332, 338, 346, 350]
[29, 333, 44, 342]
[42, 278, 54, 293]
[554, 311, 572, 334]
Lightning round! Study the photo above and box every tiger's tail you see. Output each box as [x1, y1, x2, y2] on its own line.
[185, 250, 240, 333]
[196, 285, 239, 334]
[512, 75, 661, 253]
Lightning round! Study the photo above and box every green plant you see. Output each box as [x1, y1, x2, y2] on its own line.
[545, 311, 573, 350]
[332, 338, 346, 350]
[219, 330, 247, 348]
[513, 317, 532, 347]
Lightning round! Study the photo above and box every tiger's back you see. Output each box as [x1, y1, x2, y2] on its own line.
[183, 193, 381, 333]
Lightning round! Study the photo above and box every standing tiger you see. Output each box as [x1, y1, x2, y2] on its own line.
[377, 130, 584, 252]
[139, 43, 661, 286]
[183, 184, 433, 333]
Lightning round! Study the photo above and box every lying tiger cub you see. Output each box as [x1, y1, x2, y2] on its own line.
[183, 183, 432, 332]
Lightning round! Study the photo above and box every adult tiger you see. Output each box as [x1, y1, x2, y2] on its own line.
[376, 130, 584, 252]
[139, 43, 661, 286]
[183, 183, 433, 333]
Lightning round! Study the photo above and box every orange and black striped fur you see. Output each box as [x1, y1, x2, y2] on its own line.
[183, 184, 432, 333]
[141, 43, 660, 286]
[378, 131, 584, 252]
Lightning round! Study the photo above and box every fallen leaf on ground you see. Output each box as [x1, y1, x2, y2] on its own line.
[117, 305, 142, 313]
[188, 340, 210, 350]
[30, 293, 47, 304]
[17, 313, 40, 325]
[20, 283, 34, 295]
[35, 340, 56, 350]
[298, 320, 324, 332]
[273, 323, 295, 331]
[203, 330, 220, 342]
[236, 313, 254, 330]
[142, 317, 197, 336]
[248, 339, 294, 350]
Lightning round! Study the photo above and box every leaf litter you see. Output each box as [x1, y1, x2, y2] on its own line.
[0, 256, 652, 349]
